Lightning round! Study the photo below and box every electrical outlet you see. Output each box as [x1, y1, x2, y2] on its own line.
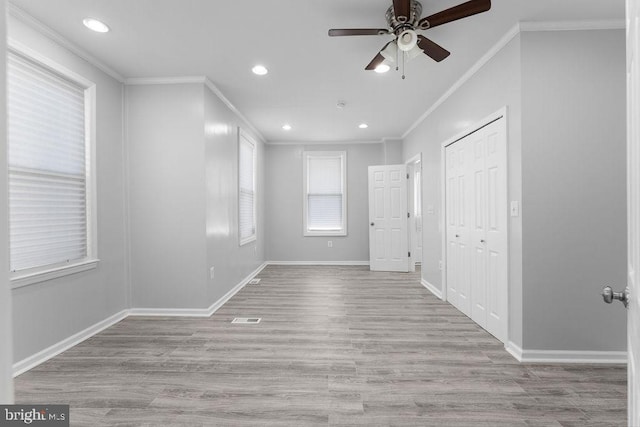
[438, 260, 443, 270]
[209, 267, 215, 279]
[254, 246, 257, 256]
[328, 241, 333, 248]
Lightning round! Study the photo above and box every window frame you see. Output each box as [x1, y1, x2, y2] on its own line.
[238, 128, 257, 246]
[8, 41, 98, 289]
[302, 151, 347, 237]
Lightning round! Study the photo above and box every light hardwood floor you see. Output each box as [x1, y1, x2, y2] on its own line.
[15, 266, 627, 426]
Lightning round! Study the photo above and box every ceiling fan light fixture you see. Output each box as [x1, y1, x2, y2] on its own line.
[397, 29, 418, 52]
[406, 44, 424, 60]
[375, 63, 391, 73]
[359, 123, 369, 129]
[380, 42, 398, 63]
[282, 124, 292, 131]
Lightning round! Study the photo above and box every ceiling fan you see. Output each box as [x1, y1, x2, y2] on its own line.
[328, 0, 491, 76]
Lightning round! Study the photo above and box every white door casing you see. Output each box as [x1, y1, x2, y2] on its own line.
[444, 110, 508, 343]
[627, 0, 639, 423]
[368, 165, 409, 272]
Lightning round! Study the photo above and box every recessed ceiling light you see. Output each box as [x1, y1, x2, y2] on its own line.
[359, 123, 369, 129]
[83, 18, 110, 33]
[282, 124, 292, 131]
[374, 64, 390, 73]
[252, 65, 269, 76]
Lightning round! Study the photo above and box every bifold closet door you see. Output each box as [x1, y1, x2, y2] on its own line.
[445, 117, 508, 343]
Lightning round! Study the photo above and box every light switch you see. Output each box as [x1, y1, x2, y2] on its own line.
[426, 205, 435, 215]
[510, 201, 520, 217]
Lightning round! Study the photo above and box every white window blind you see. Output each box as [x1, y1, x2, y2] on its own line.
[8, 51, 89, 273]
[304, 152, 347, 236]
[238, 131, 256, 244]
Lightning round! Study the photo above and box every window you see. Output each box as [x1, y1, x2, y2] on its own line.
[8, 49, 97, 286]
[238, 130, 256, 245]
[303, 151, 347, 236]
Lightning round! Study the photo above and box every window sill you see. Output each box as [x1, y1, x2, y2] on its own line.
[304, 230, 347, 237]
[11, 259, 100, 290]
[240, 235, 257, 246]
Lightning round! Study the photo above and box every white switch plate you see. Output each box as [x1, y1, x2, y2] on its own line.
[328, 241, 333, 248]
[438, 260, 443, 270]
[209, 267, 215, 279]
[510, 201, 520, 217]
[427, 205, 435, 215]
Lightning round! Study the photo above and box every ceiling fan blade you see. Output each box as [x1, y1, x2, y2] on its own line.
[417, 36, 450, 62]
[393, 0, 412, 23]
[329, 28, 389, 37]
[365, 42, 392, 70]
[418, 0, 491, 29]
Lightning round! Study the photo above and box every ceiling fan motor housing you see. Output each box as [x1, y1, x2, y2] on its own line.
[386, 0, 423, 33]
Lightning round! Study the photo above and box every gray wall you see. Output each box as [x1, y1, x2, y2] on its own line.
[403, 35, 524, 346]
[204, 86, 265, 304]
[126, 84, 208, 308]
[126, 83, 266, 309]
[9, 15, 129, 362]
[521, 30, 627, 351]
[265, 143, 385, 262]
[0, 0, 14, 403]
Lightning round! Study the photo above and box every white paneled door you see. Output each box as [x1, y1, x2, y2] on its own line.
[445, 115, 508, 342]
[627, 0, 640, 423]
[368, 165, 409, 272]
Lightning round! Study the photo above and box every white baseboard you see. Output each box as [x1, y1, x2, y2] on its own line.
[267, 261, 369, 266]
[505, 341, 627, 364]
[14, 263, 269, 376]
[13, 310, 129, 377]
[129, 262, 269, 318]
[421, 279, 443, 300]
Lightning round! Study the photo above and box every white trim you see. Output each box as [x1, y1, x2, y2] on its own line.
[124, 76, 205, 86]
[505, 341, 524, 361]
[403, 25, 520, 139]
[267, 139, 386, 146]
[11, 260, 99, 289]
[128, 262, 268, 317]
[7, 3, 125, 83]
[519, 20, 625, 32]
[267, 261, 369, 266]
[302, 151, 348, 237]
[506, 342, 627, 364]
[203, 78, 265, 143]
[421, 279, 443, 300]
[12, 310, 128, 377]
[238, 129, 258, 246]
[124, 76, 266, 143]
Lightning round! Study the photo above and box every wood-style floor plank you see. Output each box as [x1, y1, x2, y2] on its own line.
[14, 265, 626, 426]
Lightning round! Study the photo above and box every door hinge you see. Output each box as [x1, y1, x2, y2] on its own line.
[407, 212, 410, 218]
[407, 173, 410, 179]
[408, 251, 411, 257]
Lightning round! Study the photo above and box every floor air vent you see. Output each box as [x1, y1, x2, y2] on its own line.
[232, 317, 261, 324]
[248, 278, 261, 285]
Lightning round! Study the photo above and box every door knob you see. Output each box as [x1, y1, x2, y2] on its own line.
[370, 222, 375, 226]
[455, 234, 460, 238]
[480, 239, 486, 243]
[602, 286, 630, 308]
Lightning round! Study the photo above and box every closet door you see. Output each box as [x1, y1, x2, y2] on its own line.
[446, 138, 472, 317]
[483, 119, 508, 342]
[445, 115, 508, 343]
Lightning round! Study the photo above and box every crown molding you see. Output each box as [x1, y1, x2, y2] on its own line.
[203, 78, 265, 143]
[7, 2, 125, 83]
[402, 19, 625, 140]
[520, 20, 625, 32]
[402, 23, 520, 139]
[266, 139, 388, 146]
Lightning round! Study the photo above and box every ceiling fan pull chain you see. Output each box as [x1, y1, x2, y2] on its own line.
[402, 52, 406, 80]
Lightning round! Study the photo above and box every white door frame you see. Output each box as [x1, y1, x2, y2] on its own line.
[440, 107, 509, 324]
[406, 153, 423, 271]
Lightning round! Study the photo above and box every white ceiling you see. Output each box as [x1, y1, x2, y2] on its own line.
[8, 0, 625, 143]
